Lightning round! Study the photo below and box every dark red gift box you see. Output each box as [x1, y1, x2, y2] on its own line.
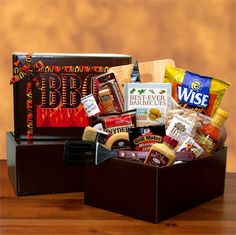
[11, 52, 131, 141]
[7, 52, 131, 196]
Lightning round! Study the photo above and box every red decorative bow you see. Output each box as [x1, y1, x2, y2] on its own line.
[10, 53, 44, 141]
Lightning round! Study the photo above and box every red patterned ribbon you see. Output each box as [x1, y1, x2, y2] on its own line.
[10, 53, 44, 140]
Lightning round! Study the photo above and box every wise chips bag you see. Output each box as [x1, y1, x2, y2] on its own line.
[164, 66, 230, 117]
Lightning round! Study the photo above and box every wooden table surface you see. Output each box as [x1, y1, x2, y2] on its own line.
[0, 160, 235, 235]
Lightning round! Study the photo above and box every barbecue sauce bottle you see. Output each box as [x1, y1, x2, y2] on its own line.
[196, 108, 229, 155]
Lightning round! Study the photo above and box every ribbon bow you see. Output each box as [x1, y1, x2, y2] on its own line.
[10, 54, 44, 85]
[10, 53, 44, 141]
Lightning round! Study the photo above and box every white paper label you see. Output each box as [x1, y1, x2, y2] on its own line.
[81, 94, 100, 117]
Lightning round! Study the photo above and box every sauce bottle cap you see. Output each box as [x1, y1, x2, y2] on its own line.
[169, 138, 178, 148]
[212, 108, 229, 129]
[163, 136, 178, 148]
[163, 135, 171, 143]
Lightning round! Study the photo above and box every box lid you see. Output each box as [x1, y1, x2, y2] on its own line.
[11, 52, 132, 141]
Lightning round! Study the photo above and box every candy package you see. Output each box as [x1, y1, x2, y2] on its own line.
[164, 66, 230, 117]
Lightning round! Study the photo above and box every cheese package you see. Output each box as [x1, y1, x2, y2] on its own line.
[105, 132, 130, 150]
[164, 66, 230, 117]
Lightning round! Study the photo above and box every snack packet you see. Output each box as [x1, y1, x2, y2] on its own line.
[128, 125, 166, 151]
[165, 114, 195, 143]
[164, 107, 211, 142]
[164, 66, 230, 117]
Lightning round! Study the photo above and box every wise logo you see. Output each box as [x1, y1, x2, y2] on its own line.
[177, 71, 211, 109]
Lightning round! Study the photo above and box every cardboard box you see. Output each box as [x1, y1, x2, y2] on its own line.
[6, 132, 84, 196]
[11, 53, 131, 141]
[84, 147, 227, 223]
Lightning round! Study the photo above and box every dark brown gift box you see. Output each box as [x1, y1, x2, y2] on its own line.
[6, 132, 84, 196]
[8, 53, 131, 196]
[84, 147, 227, 223]
[12, 52, 131, 141]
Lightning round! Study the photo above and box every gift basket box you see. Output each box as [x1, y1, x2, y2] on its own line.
[64, 61, 230, 223]
[84, 147, 227, 223]
[7, 52, 132, 195]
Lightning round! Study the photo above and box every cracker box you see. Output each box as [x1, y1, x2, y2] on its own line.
[11, 53, 131, 141]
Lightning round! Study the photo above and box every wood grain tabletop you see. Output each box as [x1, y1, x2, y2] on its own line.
[0, 160, 235, 235]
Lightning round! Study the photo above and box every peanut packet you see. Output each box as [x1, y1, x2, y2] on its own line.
[165, 114, 195, 143]
[165, 107, 211, 142]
